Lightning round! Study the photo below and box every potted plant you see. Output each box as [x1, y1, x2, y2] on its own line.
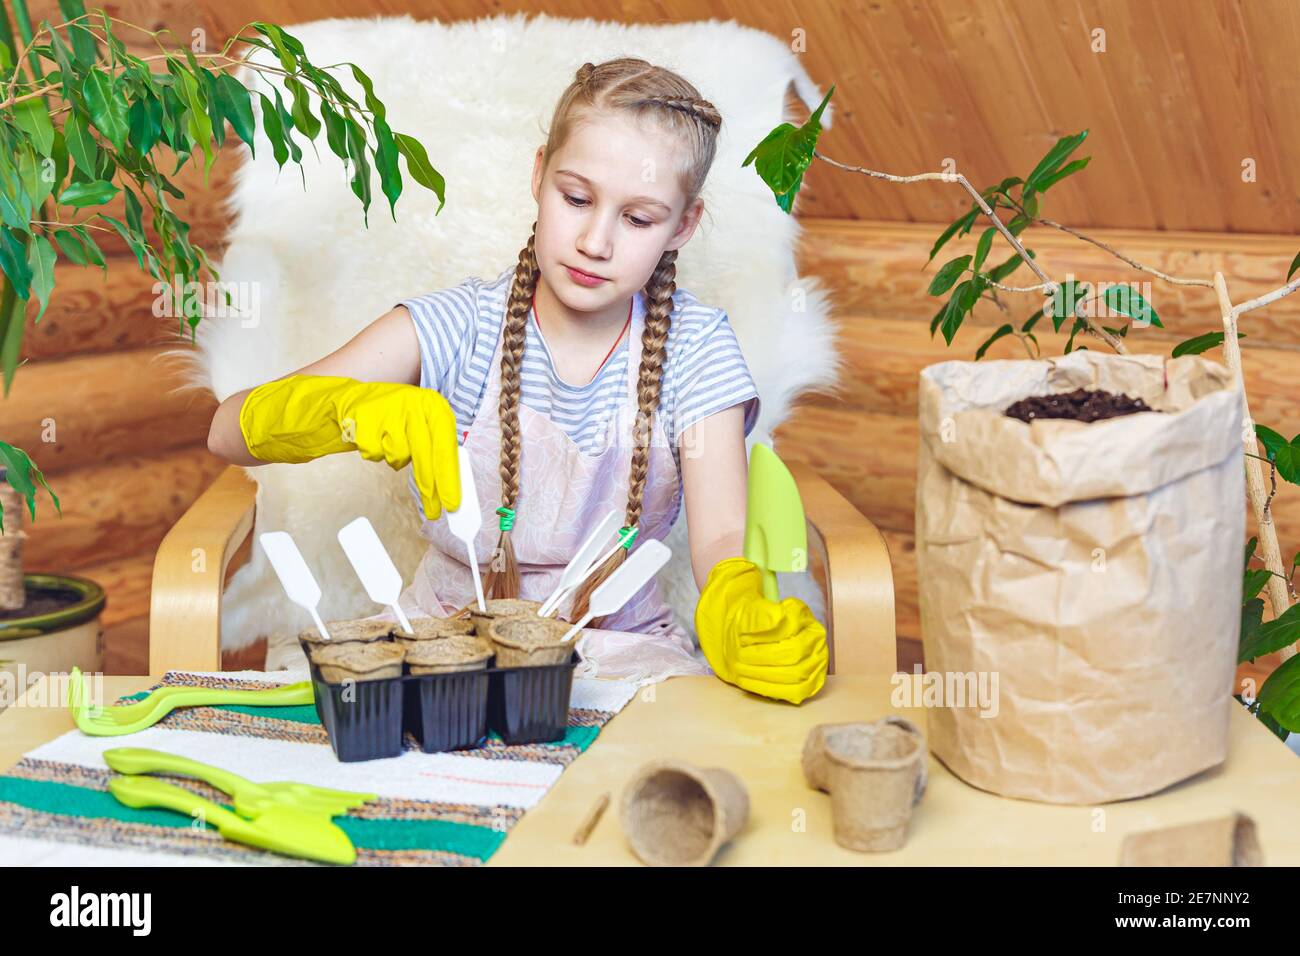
[743, 90, 1300, 770]
[0, 4, 446, 678]
[0, 465, 103, 711]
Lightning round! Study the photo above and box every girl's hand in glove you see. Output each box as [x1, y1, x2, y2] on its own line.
[693, 556, 829, 704]
[238, 374, 461, 520]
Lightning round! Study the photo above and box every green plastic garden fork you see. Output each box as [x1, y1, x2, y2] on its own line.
[68, 666, 314, 736]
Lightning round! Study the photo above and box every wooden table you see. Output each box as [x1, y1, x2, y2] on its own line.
[4, 674, 1298, 865]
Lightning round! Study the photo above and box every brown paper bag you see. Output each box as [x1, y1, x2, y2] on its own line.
[915, 352, 1245, 804]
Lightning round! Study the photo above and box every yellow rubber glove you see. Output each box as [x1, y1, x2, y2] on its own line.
[238, 374, 461, 519]
[694, 556, 829, 705]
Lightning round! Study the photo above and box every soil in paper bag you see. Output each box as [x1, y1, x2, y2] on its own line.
[1004, 387, 1156, 423]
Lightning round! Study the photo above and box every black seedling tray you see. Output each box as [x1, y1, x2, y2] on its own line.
[487, 651, 581, 745]
[299, 639, 579, 761]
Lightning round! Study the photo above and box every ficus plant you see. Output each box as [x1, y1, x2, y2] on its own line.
[745, 87, 1300, 739]
[0, 1, 446, 532]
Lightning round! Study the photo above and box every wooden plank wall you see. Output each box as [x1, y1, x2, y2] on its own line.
[34, 0, 1300, 234]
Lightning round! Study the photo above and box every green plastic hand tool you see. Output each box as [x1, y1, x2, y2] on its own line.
[103, 747, 377, 818]
[743, 443, 809, 601]
[69, 666, 314, 736]
[107, 775, 357, 865]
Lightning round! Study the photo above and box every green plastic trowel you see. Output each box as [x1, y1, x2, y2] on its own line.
[108, 775, 358, 865]
[744, 443, 808, 601]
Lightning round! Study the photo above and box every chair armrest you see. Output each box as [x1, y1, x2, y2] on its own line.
[789, 462, 897, 677]
[150, 465, 257, 674]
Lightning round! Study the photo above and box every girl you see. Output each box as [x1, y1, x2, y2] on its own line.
[211, 58, 827, 703]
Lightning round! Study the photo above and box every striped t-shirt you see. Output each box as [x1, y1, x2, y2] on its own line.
[396, 267, 761, 465]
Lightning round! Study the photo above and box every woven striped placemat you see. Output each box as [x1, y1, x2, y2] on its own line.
[0, 669, 638, 866]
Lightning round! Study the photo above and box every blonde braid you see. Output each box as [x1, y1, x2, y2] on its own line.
[637, 94, 721, 130]
[568, 250, 677, 626]
[483, 222, 541, 600]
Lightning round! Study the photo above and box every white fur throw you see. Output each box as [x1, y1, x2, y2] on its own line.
[167, 13, 841, 652]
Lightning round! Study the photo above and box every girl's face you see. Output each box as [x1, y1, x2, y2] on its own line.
[531, 112, 704, 316]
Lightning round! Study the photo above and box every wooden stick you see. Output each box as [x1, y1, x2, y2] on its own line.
[572, 792, 610, 846]
[1214, 272, 1295, 660]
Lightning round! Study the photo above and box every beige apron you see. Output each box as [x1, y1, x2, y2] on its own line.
[269, 293, 709, 680]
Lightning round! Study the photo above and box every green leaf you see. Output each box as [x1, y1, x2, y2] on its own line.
[393, 132, 445, 213]
[1101, 283, 1162, 329]
[1025, 130, 1089, 194]
[13, 98, 55, 155]
[1257, 651, 1300, 732]
[285, 76, 322, 141]
[1240, 603, 1300, 663]
[1034, 156, 1090, 192]
[123, 185, 144, 237]
[0, 227, 33, 297]
[0, 158, 32, 235]
[927, 207, 980, 264]
[928, 255, 971, 296]
[0, 439, 61, 533]
[1047, 280, 1089, 332]
[26, 234, 56, 322]
[64, 107, 99, 176]
[175, 65, 215, 180]
[127, 94, 162, 156]
[58, 0, 100, 66]
[320, 101, 348, 161]
[44, 17, 80, 102]
[372, 116, 402, 221]
[254, 21, 302, 72]
[972, 227, 996, 272]
[16, 142, 52, 210]
[989, 250, 1033, 283]
[97, 214, 148, 271]
[215, 72, 256, 157]
[349, 63, 386, 122]
[199, 69, 226, 149]
[57, 179, 119, 207]
[984, 176, 1023, 199]
[268, 83, 302, 166]
[1244, 536, 1258, 568]
[1255, 424, 1300, 484]
[1240, 597, 1265, 656]
[257, 92, 289, 168]
[1172, 330, 1245, 357]
[741, 85, 833, 212]
[344, 119, 372, 224]
[937, 279, 980, 345]
[82, 71, 130, 152]
[1243, 569, 1272, 603]
[1005, 214, 1032, 236]
[1063, 317, 1088, 353]
[1257, 706, 1291, 741]
[975, 323, 1015, 360]
[1287, 250, 1300, 283]
[929, 302, 945, 338]
[53, 225, 102, 268]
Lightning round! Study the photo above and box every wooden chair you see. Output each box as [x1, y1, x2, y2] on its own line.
[149, 462, 896, 677]
[147, 19, 896, 680]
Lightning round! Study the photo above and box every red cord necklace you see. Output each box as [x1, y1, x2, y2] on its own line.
[532, 288, 633, 381]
